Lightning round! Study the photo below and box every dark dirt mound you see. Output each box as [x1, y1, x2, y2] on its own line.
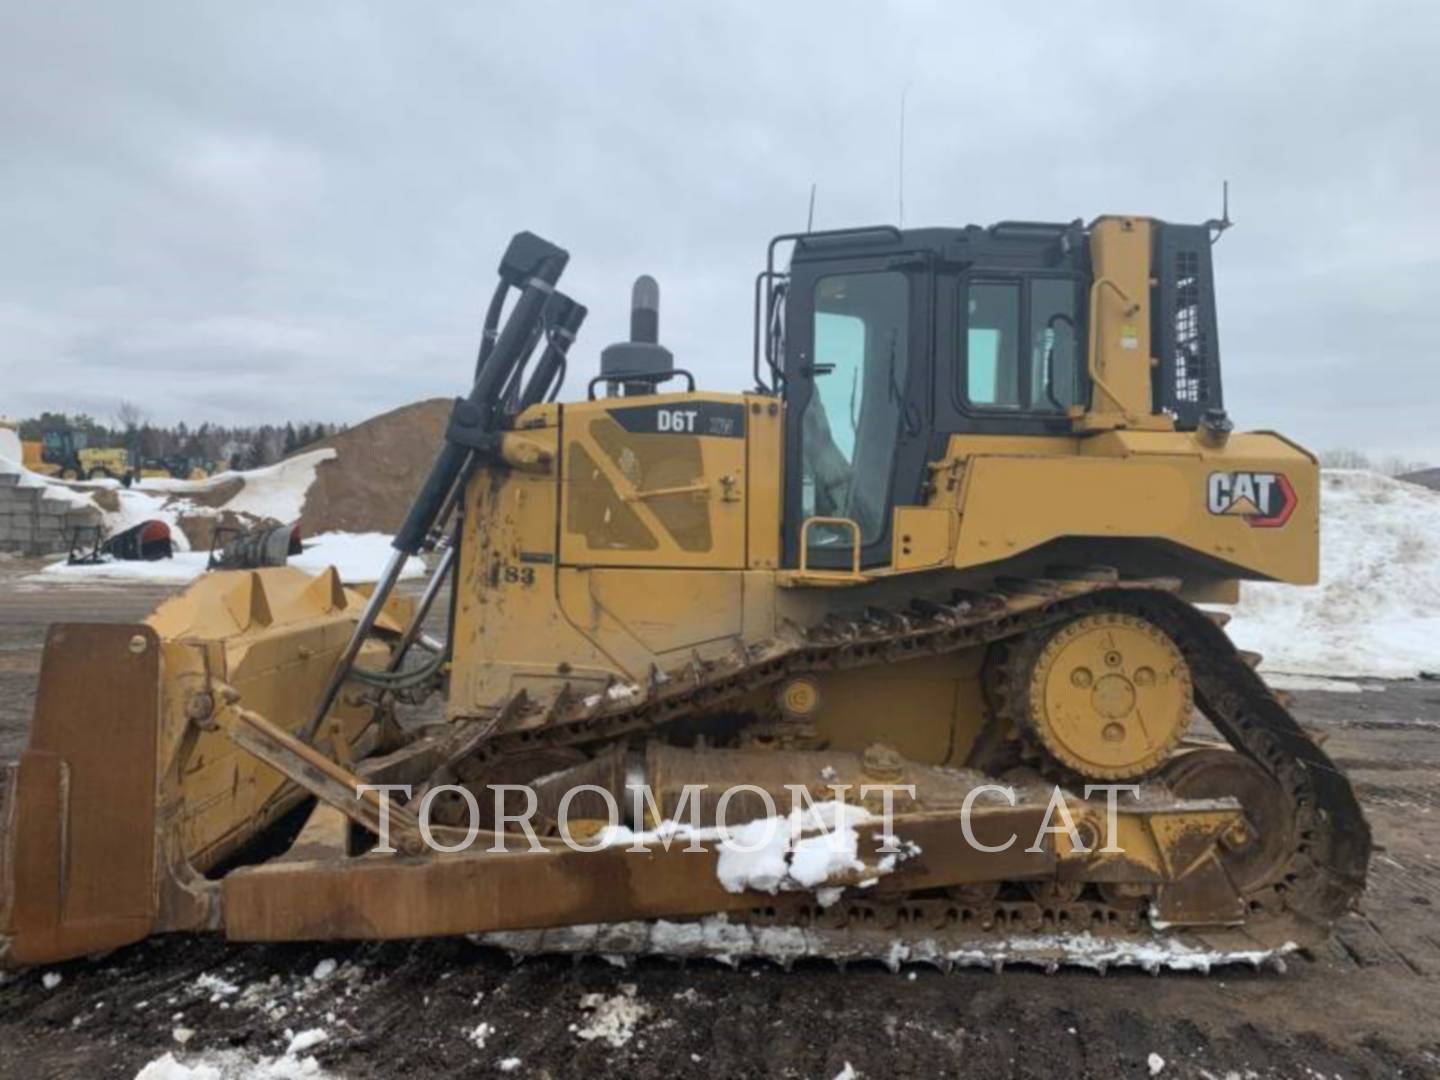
[1399, 467, 1440, 492]
[298, 398, 450, 536]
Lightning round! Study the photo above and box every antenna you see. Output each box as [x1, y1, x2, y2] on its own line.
[1208, 179, 1234, 243]
[898, 83, 912, 227]
[806, 182, 817, 233]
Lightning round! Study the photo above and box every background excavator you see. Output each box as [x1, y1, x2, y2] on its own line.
[0, 215, 1370, 972]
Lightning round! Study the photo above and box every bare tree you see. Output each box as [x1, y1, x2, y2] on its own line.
[1318, 448, 1432, 475]
[115, 400, 146, 434]
[1318, 448, 1372, 470]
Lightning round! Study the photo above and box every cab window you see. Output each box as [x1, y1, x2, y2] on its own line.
[964, 278, 1081, 413]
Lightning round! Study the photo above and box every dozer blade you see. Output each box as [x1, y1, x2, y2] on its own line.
[1, 624, 161, 967]
[1, 567, 405, 969]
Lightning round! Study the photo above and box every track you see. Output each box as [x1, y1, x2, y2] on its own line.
[458, 577, 1371, 969]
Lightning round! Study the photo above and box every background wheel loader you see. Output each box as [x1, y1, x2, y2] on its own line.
[34, 428, 130, 481]
[0, 216, 1370, 972]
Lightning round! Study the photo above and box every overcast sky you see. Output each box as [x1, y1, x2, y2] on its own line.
[3, 3, 1437, 462]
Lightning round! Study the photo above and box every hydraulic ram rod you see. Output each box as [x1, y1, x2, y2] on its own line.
[305, 232, 570, 741]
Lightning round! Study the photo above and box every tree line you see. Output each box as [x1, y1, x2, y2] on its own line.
[1316, 449, 1432, 477]
[15, 404, 345, 472]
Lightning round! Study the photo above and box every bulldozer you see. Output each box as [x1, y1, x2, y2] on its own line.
[0, 216, 1370, 973]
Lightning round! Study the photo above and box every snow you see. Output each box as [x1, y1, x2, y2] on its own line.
[715, 801, 879, 896]
[1261, 673, 1374, 694]
[833, 1065, 857, 1080]
[0, 454, 94, 508]
[284, 1030, 327, 1055]
[131, 1028, 329, 1078]
[599, 799, 910, 902]
[33, 532, 425, 585]
[483, 917, 1297, 973]
[130, 449, 334, 524]
[1148, 1052, 1166, 1075]
[194, 974, 241, 1002]
[0, 447, 334, 561]
[42, 972, 63, 990]
[290, 533, 425, 583]
[309, 959, 337, 982]
[133, 1046, 332, 1079]
[466, 1021, 494, 1049]
[208, 450, 334, 522]
[498, 1059, 522, 1073]
[573, 985, 650, 1048]
[1225, 470, 1440, 679]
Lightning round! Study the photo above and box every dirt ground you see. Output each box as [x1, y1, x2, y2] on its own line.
[0, 560, 1437, 1079]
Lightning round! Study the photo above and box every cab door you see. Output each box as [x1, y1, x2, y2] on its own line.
[781, 255, 931, 570]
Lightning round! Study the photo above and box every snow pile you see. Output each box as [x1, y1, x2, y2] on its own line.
[572, 984, 650, 1048]
[1226, 470, 1440, 678]
[147, 450, 334, 523]
[133, 1028, 332, 1079]
[0, 424, 21, 462]
[0, 453, 94, 509]
[0, 448, 336, 558]
[34, 532, 425, 585]
[103, 486, 194, 553]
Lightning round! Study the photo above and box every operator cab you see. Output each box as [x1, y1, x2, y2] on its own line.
[759, 219, 1225, 570]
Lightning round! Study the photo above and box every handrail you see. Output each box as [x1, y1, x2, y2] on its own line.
[798, 516, 863, 578]
[1085, 276, 1139, 418]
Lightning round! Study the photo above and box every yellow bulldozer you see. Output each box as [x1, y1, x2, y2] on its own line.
[0, 217, 1369, 972]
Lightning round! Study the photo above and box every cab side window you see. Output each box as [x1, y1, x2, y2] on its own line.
[963, 278, 1081, 414]
[966, 282, 1020, 406]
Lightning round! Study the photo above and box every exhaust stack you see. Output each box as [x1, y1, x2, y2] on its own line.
[600, 275, 675, 396]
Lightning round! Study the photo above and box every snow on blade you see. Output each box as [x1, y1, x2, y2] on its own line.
[716, 800, 876, 895]
[1226, 470, 1440, 679]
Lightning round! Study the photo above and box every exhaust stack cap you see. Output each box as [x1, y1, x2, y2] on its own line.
[600, 275, 674, 394]
[1197, 407, 1233, 448]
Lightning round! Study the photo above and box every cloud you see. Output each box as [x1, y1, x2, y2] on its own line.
[0, 1, 1436, 460]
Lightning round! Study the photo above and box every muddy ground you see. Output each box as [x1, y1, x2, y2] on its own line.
[0, 559, 1437, 1079]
